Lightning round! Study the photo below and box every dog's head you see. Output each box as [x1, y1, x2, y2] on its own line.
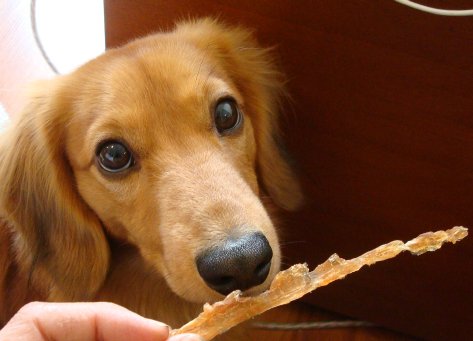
[0, 19, 302, 303]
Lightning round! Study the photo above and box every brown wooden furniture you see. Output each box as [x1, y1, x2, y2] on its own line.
[104, 1, 473, 339]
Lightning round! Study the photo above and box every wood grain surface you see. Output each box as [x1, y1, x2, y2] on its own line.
[103, 1, 473, 339]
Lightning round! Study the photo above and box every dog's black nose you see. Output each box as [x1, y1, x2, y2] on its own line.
[196, 232, 273, 295]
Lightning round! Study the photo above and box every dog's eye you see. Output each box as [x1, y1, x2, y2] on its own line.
[97, 141, 134, 173]
[214, 98, 242, 135]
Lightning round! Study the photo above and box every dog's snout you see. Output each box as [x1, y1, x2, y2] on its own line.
[196, 232, 273, 295]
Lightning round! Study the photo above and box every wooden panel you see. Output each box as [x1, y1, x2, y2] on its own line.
[104, 1, 473, 339]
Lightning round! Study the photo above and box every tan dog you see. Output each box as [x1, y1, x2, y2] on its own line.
[0, 18, 302, 329]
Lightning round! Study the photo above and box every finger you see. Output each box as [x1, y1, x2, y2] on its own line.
[0, 302, 170, 341]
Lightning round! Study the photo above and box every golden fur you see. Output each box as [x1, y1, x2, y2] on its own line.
[0, 18, 302, 329]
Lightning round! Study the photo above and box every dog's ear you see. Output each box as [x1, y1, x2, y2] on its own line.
[0, 79, 110, 300]
[177, 19, 303, 210]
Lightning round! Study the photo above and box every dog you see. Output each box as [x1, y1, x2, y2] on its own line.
[0, 18, 302, 330]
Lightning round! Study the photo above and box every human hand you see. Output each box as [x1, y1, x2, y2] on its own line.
[0, 302, 203, 341]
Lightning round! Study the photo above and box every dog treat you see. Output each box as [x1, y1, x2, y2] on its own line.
[171, 226, 468, 340]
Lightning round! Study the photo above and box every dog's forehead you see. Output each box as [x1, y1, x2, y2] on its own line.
[100, 40, 235, 122]
[115, 40, 220, 93]
[74, 38, 240, 158]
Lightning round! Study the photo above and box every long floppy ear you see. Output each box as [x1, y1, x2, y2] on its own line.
[0, 80, 110, 300]
[176, 18, 303, 210]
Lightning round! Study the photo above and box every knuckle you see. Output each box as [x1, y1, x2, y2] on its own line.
[17, 301, 47, 315]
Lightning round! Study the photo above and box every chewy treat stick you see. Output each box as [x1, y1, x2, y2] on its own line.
[171, 226, 468, 340]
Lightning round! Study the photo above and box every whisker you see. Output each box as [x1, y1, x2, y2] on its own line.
[279, 240, 307, 247]
[194, 55, 206, 86]
[194, 42, 212, 88]
[278, 241, 308, 253]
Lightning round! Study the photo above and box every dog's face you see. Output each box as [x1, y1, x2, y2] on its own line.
[0, 19, 302, 303]
[68, 31, 281, 302]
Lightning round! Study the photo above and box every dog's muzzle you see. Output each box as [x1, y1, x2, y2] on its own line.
[196, 232, 273, 295]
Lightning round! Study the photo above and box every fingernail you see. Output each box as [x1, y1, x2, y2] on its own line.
[144, 318, 171, 334]
[169, 333, 205, 341]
